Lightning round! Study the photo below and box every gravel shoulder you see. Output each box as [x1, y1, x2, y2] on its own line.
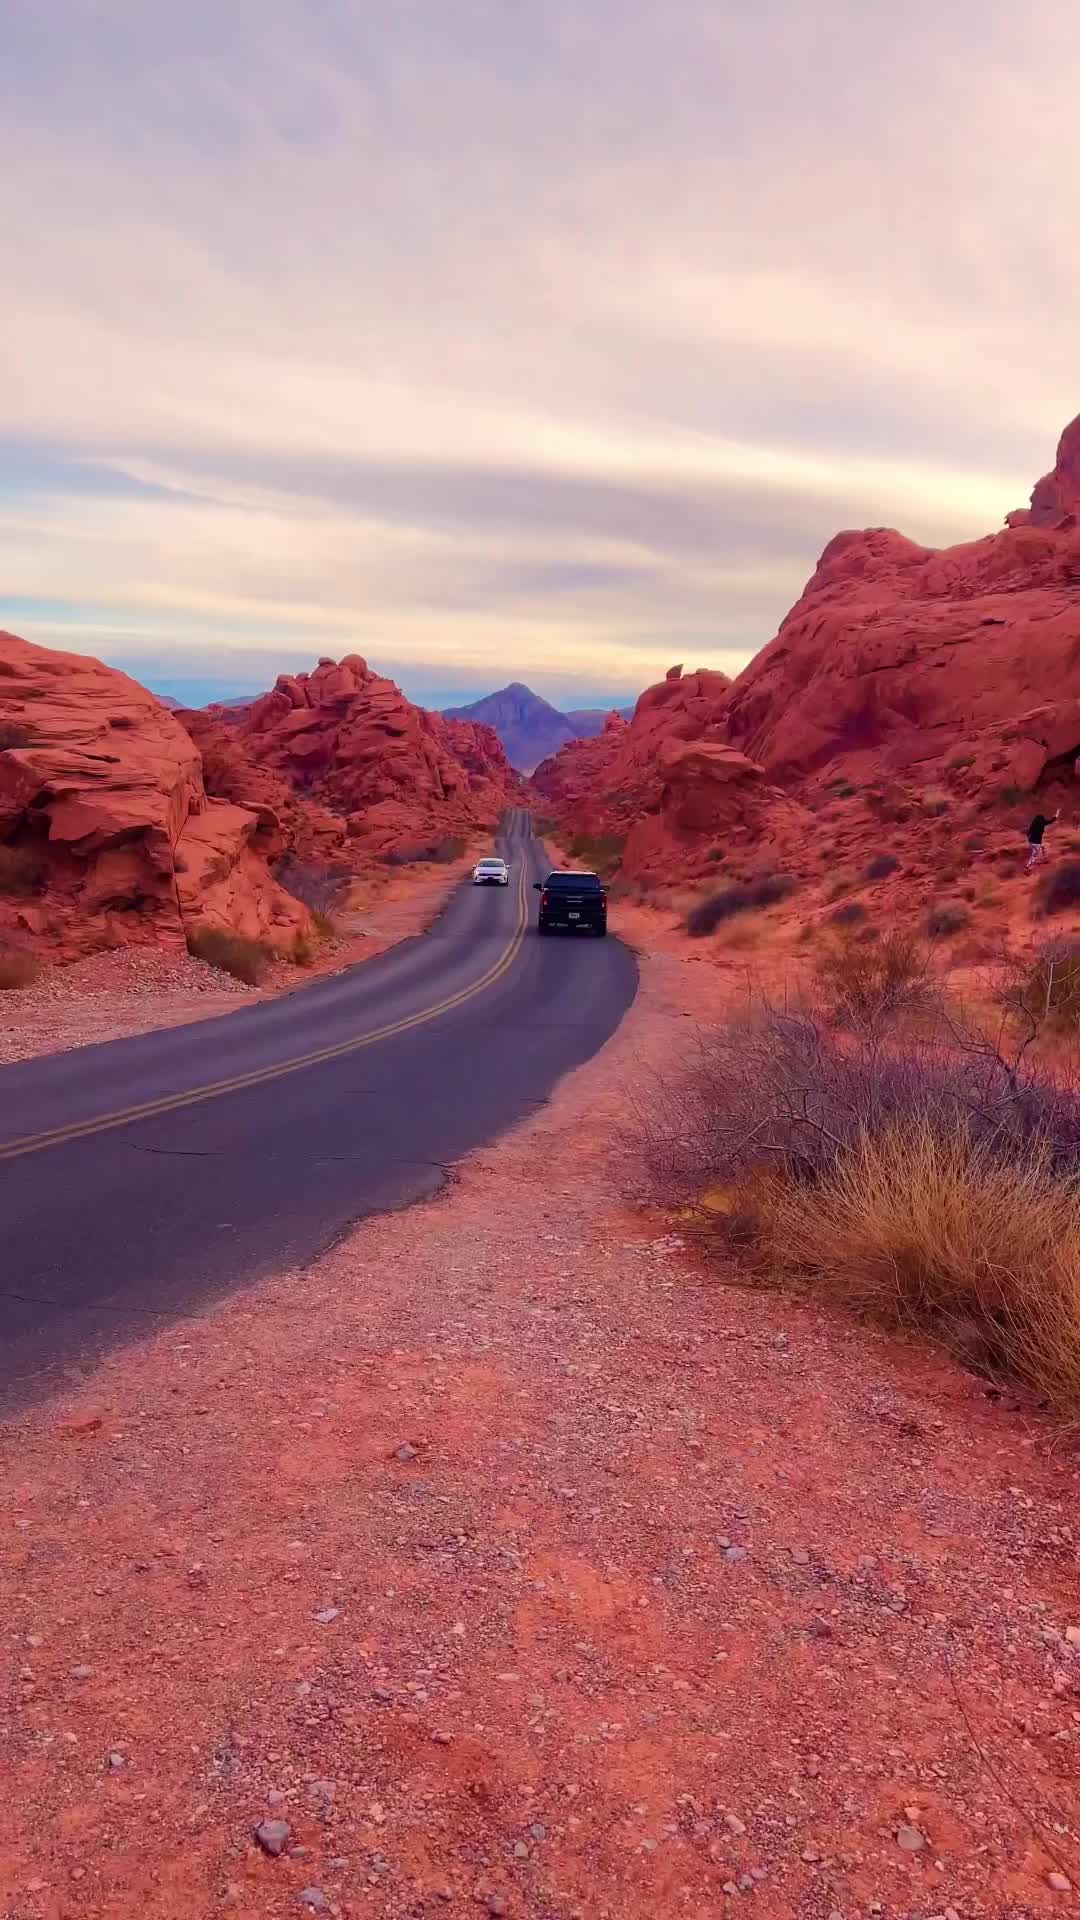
[0, 855, 478, 1067]
[2, 910, 1079, 1918]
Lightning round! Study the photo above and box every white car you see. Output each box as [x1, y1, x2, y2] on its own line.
[473, 857, 510, 886]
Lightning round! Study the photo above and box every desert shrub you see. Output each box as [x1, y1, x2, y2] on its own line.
[926, 903, 970, 939]
[382, 835, 467, 867]
[0, 948, 41, 989]
[273, 855, 349, 915]
[1037, 861, 1080, 916]
[825, 872, 855, 902]
[0, 844, 45, 895]
[707, 847, 725, 863]
[568, 831, 626, 876]
[864, 853, 899, 881]
[1018, 943, 1080, 1031]
[312, 909, 338, 941]
[771, 1118, 1080, 1404]
[685, 875, 794, 937]
[829, 900, 866, 927]
[187, 926, 271, 985]
[965, 835, 986, 854]
[291, 930, 317, 967]
[949, 753, 976, 771]
[814, 929, 929, 1021]
[0, 722, 31, 751]
[634, 999, 1080, 1402]
[831, 783, 857, 799]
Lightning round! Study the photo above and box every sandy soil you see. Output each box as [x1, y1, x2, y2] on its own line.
[2, 915, 1080, 1918]
[0, 854, 480, 1068]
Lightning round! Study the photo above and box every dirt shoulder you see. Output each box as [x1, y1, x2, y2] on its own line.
[0, 853, 480, 1068]
[2, 918, 1079, 1918]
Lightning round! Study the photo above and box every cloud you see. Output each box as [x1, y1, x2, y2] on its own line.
[0, 0, 1077, 697]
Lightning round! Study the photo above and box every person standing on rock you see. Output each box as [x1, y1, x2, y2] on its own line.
[1026, 808, 1060, 869]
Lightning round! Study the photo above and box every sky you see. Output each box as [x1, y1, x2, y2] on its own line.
[1, 0, 1078, 710]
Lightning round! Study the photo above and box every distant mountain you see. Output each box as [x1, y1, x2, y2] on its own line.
[443, 682, 636, 771]
[564, 705, 636, 739]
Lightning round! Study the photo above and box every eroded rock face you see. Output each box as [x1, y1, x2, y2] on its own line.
[196, 656, 518, 856]
[0, 631, 310, 960]
[533, 413, 1080, 885]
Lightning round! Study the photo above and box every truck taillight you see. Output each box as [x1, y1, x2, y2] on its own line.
[541, 890, 550, 907]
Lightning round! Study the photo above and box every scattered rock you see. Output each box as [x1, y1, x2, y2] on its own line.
[724, 1812, 747, 1835]
[371, 1685, 395, 1703]
[431, 1730, 454, 1746]
[896, 1823, 926, 1853]
[266, 1789, 286, 1808]
[254, 1819, 291, 1857]
[513, 1840, 529, 1859]
[394, 1442, 419, 1463]
[106, 1751, 126, 1771]
[1064, 1626, 1080, 1648]
[297, 1891, 330, 1913]
[723, 1546, 747, 1564]
[529, 1822, 547, 1841]
[312, 1606, 340, 1625]
[70, 1665, 94, 1681]
[1048, 1870, 1073, 1892]
[790, 1549, 811, 1565]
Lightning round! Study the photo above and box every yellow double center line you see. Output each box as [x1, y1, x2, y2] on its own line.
[0, 853, 530, 1166]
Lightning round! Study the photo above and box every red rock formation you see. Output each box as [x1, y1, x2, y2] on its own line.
[0, 630, 310, 962]
[534, 413, 1080, 890]
[194, 655, 518, 857]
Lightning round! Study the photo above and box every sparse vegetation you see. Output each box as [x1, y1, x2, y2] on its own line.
[637, 981, 1080, 1405]
[273, 855, 349, 916]
[685, 875, 795, 937]
[0, 947, 41, 990]
[864, 853, 899, 881]
[1018, 942, 1080, 1033]
[829, 900, 866, 927]
[926, 903, 970, 939]
[567, 831, 626, 877]
[187, 926, 271, 985]
[0, 844, 45, 895]
[1037, 860, 1080, 916]
[921, 787, 950, 816]
[813, 929, 929, 1022]
[381, 835, 467, 867]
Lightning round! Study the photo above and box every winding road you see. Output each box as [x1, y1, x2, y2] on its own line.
[0, 810, 637, 1409]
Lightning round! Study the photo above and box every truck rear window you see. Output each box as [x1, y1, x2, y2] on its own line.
[545, 873, 601, 891]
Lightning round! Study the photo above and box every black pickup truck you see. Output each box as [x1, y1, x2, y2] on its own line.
[533, 870, 608, 937]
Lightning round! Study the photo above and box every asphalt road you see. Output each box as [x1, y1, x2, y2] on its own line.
[0, 810, 637, 1410]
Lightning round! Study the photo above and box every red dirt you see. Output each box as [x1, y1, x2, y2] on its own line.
[2, 917, 1079, 1917]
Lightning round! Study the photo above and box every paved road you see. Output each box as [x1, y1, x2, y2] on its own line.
[0, 811, 637, 1410]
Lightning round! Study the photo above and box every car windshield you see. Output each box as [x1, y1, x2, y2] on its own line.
[478, 860, 505, 869]
[545, 872, 601, 891]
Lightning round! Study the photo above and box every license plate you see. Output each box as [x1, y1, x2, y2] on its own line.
[568, 911, 580, 919]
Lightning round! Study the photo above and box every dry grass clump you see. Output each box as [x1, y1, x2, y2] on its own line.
[0, 947, 41, 989]
[381, 835, 466, 867]
[1017, 942, 1080, 1034]
[926, 902, 970, 940]
[187, 926, 271, 985]
[685, 875, 794, 937]
[636, 980, 1080, 1406]
[567, 831, 626, 878]
[771, 1117, 1080, 1404]
[813, 929, 928, 1022]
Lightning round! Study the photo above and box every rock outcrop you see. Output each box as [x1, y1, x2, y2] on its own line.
[193, 655, 518, 857]
[533, 412, 1080, 890]
[0, 631, 311, 961]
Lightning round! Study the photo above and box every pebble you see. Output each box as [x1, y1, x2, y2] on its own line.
[801, 1847, 821, 1864]
[791, 1549, 810, 1565]
[723, 1546, 747, 1564]
[480, 1898, 507, 1917]
[432, 1730, 454, 1746]
[724, 1812, 747, 1835]
[723, 1883, 739, 1897]
[107, 1751, 126, 1771]
[313, 1606, 340, 1625]
[530, 1822, 547, 1841]
[896, 1823, 926, 1853]
[70, 1665, 94, 1681]
[1048, 1870, 1073, 1892]
[513, 1840, 529, 1859]
[737, 1874, 755, 1891]
[254, 1819, 291, 1857]
[372, 1685, 395, 1703]
[298, 1891, 330, 1913]
[267, 1789, 286, 1807]
[395, 1443, 419, 1463]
